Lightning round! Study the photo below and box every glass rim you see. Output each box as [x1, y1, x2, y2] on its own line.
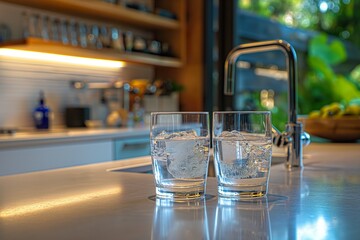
[151, 111, 209, 115]
[213, 111, 271, 114]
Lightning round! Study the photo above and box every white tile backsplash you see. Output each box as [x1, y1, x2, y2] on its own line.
[0, 57, 153, 129]
[0, 1, 155, 129]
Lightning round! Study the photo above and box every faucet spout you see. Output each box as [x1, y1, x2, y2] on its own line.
[224, 40, 308, 170]
[225, 40, 297, 124]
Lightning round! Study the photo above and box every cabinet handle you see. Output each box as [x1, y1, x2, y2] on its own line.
[121, 142, 149, 150]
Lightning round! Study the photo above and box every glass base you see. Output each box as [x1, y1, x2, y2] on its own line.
[218, 185, 267, 199]
[156, 187, 205, 202]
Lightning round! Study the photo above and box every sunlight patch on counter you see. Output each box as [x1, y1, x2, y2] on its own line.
[0, 188, 121, 218]
[297, 216, 328, 240]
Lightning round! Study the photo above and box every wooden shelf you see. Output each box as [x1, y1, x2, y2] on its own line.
[1, 0, 180, 30]
[0, 38, 182, 68]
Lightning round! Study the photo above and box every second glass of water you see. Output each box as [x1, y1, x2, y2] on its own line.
[213, 111, 272, 199]
[150, 112, 210, 201]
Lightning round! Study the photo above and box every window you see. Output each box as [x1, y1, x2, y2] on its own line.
[207, 0, 360, 130]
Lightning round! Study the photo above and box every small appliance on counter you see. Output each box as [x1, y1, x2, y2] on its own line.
[65, 106, 90, 128]
[33, 91, 50, 129]
[0, 128, 17, 135]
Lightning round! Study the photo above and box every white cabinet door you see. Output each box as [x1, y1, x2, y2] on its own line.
[114, 137, 150, 160]
[0, 140, 112, 176]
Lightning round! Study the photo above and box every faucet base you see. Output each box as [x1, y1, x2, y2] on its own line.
[285, 122, 304, 170]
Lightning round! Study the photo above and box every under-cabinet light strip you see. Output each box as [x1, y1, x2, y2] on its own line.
[0, 48, 125, 69]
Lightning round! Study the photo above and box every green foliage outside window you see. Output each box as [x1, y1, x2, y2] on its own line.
[299, 34, 360, 113]
[238, 0, 360, 114]
[239, 0, 360, 46]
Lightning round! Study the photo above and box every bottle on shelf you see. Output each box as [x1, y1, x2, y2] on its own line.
[33, 90, 50, 129]
[132, 96, 145, 127]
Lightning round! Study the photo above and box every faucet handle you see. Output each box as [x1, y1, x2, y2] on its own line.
[272, 125, 290, 147]
[301, 131, 311, 146]
[272, 125, 311, 147]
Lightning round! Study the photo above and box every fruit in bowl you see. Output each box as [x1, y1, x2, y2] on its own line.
[301, 102, 360, 142]
[308, 102, 360, 119]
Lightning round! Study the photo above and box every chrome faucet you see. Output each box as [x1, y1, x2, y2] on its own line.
[224, 39, 309, 170]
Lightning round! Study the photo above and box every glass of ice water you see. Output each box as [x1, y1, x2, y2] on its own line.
[213, 111, 272, 199]
[150, 112, 210, 201]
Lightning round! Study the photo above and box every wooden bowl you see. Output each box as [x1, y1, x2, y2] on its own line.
[300, 116, 360, 142]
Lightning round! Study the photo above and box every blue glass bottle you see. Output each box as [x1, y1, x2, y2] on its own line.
[33, 91, 50, 129]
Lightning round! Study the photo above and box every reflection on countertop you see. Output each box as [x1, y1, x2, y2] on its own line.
[152, 197, 211, 240]
[214, 197, 272, 239]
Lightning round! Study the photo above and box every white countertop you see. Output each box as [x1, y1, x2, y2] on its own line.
[0, 127, 150, 149]
[0, 143, 359, 239]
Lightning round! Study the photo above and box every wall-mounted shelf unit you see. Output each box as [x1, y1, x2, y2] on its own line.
[0, 0, 180, 30]
[0, 38, 183, 67]
[0, 0, 205, 111]
[0, 0, 186, 66]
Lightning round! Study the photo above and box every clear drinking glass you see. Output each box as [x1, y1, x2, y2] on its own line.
[213, 111, 272, 198]
[150, 112, 210, 201]
[40, 15, 50, 41]
[60, 19, 69, 45]
[78, 22, 87, 48]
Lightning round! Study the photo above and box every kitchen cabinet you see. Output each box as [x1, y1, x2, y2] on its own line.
[114, 136, 150, 160]
[0, 140, 113, 176]
[0, 128, 150, 176]
[0, 0, 205, 111]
